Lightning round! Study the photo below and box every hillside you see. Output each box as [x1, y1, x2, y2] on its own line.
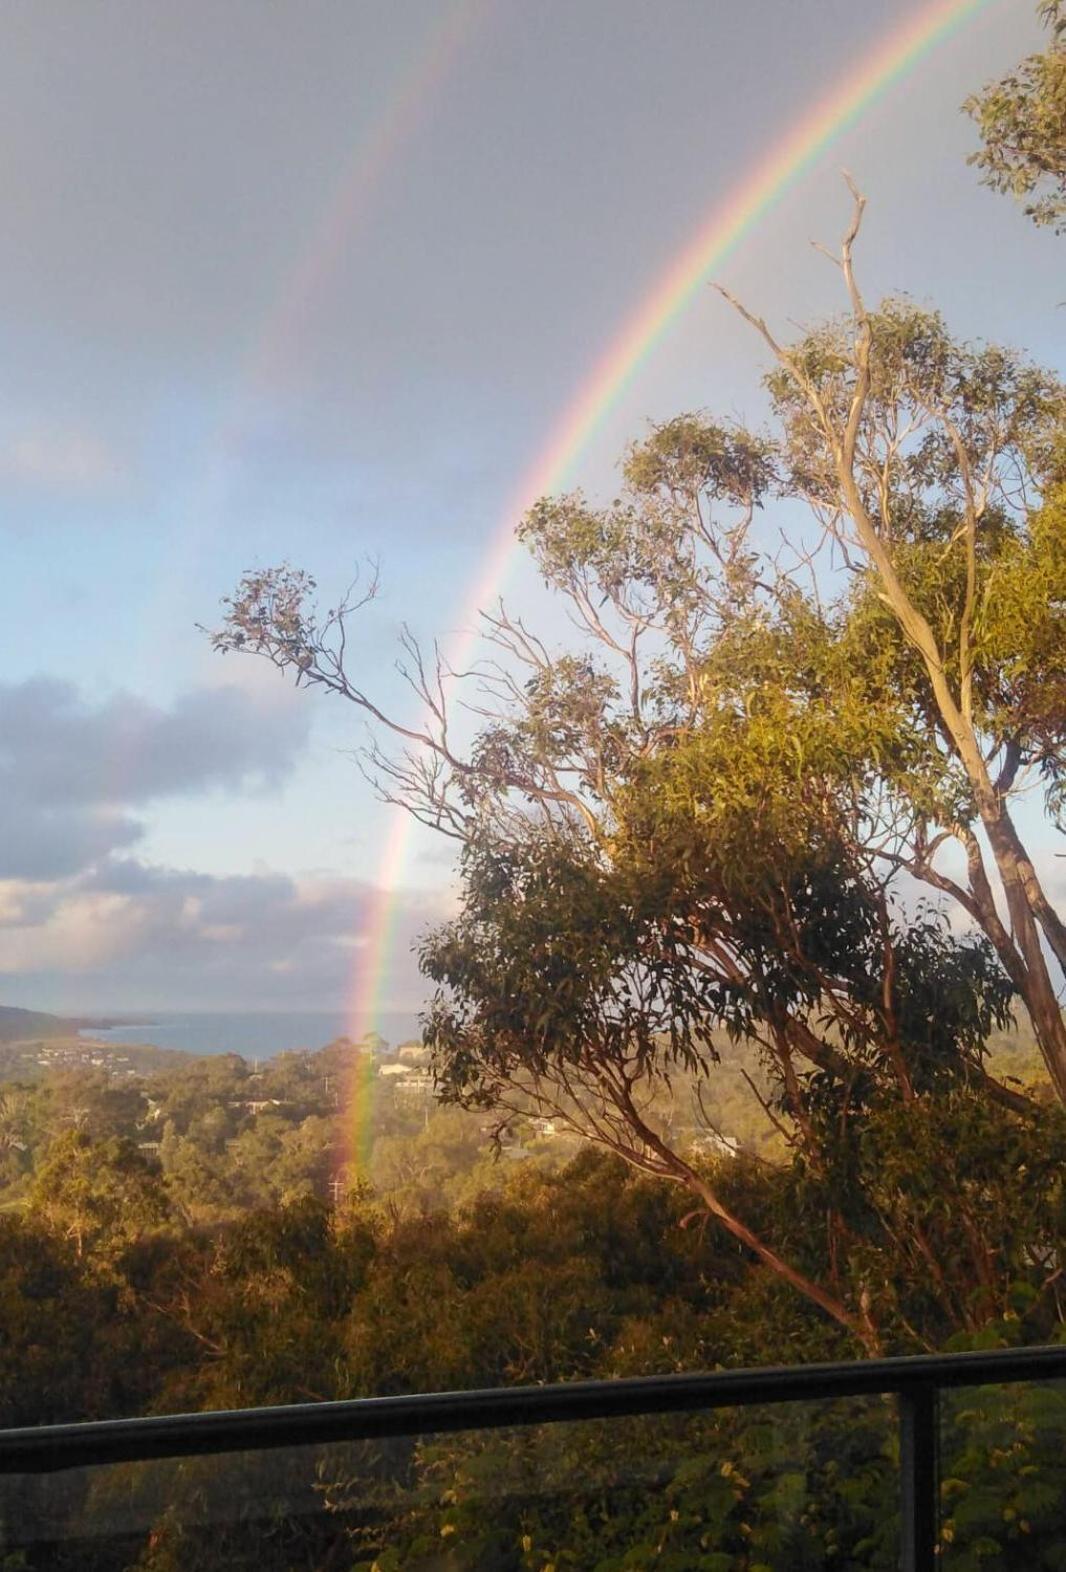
[0, 1004, 73, 1042]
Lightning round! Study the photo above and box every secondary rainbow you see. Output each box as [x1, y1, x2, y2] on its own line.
[139, 0, 488, 694]
[342, 0, 1000, 1168]
[175, 0, 490, 1184]
[235, 0, 489, 404]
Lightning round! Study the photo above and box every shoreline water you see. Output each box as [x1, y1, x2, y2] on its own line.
[78, 1009, 423, 1060]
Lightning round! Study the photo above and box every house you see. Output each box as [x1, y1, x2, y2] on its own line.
[398, 1042, 430, 1065]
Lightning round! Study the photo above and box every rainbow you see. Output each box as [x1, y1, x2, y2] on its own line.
[168, 1, 490, 1185]
[140, 0, 488, 693]
[235, 0, 490, 403]
[341, 0, 1000, 1172]
[341, 810, 412, 1179]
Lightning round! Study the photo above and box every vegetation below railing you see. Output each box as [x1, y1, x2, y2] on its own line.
[4, 1350, 1066, 1569]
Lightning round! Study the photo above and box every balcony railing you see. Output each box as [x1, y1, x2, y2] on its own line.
[2, 1344, 1066, 1569]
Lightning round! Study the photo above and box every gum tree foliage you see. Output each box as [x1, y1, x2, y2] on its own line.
[965, 1, 1066, 231]
[27, 1130, 173, 1265]
[718, 189, 1066, 1096]
[209, 195, 1066, 1351]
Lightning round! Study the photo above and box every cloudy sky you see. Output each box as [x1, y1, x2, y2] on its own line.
[0, 0, 1060, 1017]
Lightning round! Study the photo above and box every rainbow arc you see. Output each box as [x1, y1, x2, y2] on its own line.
[341, 0, 1000, 1174]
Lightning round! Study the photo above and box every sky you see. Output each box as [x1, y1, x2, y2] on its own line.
[0, 0, 1061, 1018]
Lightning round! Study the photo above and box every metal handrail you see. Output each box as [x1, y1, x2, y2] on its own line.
[3, 1344, 1066, 1571]
[2, 1343, 1063, 1472]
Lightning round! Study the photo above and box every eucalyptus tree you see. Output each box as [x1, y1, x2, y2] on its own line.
[719, 184, 1066, 1096]
[966, 0, 1066, 231]
[210, 196, 1065, 1349]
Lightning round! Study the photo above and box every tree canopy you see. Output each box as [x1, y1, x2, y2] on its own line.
[210, 180, 1066, 1355]
[966, 0, 1066, 231]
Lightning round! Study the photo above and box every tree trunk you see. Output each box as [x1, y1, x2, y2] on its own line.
[681, 1163, 883, 1356]
[618, 1094, 884, 1354]
[832, 449, 1066, 1102]
[979, 803, 1066, 1103]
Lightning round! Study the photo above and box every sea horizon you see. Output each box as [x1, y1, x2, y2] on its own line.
[78, 1008, 425, 1060]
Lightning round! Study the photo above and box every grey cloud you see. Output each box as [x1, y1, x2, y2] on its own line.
[0, 678, 309, 879]
[3, 858, 444, 1013]
[0, 807, 142, 882]
[1, 678, 308, 805]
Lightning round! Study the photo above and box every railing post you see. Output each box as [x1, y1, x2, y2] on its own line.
[899, 1382, 938, 1571]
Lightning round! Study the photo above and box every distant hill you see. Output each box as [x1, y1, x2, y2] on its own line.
[0, 1004, 74, 1042]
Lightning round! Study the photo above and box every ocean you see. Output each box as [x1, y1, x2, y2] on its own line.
[80, 1010, 423, 1060]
